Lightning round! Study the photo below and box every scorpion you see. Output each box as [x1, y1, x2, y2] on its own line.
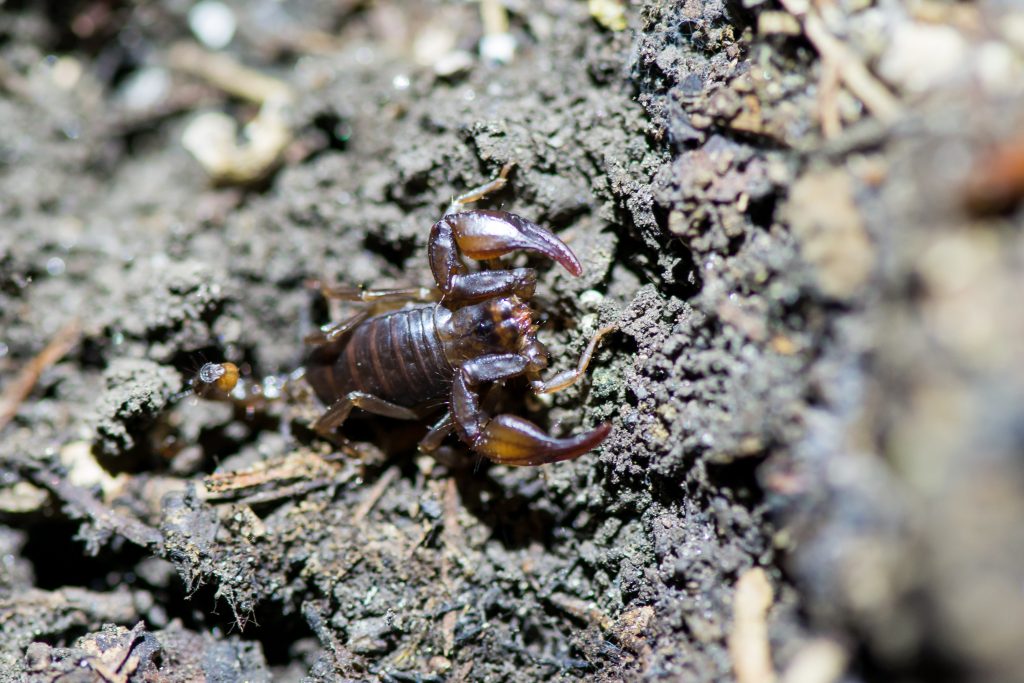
[193, 166, 615, 466]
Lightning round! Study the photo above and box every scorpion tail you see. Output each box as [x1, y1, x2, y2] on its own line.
[472, 415, 611, 466]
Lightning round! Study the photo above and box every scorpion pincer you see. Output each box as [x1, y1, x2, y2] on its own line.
[194, 167, 615, 466]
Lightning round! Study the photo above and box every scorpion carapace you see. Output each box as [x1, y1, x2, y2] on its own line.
[193, 166, 615, 466]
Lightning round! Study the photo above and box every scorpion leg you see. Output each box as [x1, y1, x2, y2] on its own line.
[313, 394, 441, 461]
[451, 369, 611, 466]
[418, 411, 455, 453]
[310, 281, 439, 304]
[444, 163, 513, 216]
[305, 283, 439, 345]
[531, 324, 618, 395]
[429, 211, 581, 300]
[312, 390, 432, 439]
[304, 309, 371, 346]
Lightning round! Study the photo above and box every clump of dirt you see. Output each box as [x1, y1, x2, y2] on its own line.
[1, 1, 1023, 681]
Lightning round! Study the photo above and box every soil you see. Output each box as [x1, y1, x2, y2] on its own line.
[1, 1, 1023, 682]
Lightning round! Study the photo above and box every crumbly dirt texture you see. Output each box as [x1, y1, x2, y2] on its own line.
[1, 1, 1023, 681]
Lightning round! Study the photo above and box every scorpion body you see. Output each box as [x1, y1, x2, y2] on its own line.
[194, 167, 614, 466]
[306, 304, 452, 409]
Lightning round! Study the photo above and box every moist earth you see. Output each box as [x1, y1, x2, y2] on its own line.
[1, 1, 1023, 682]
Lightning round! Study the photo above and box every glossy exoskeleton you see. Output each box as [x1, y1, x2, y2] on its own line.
[195, 167, 614, 466]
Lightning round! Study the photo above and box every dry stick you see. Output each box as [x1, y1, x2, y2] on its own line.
[779, 0, 902, 125]
[439, 476, 462, 656]
[237, 477, 335, 506]
[167, 42, 292, 104]
[351, 465, 400, 523]
[548, 592, 613, 630]
[441, 476, 461, 588]
[818, 56, 842, 139]
[0, 319, 81, 432]
[480, 0, 510, 37]
[302, 599, 357, 676]
[15, 459, 163, 548]
[729, 568, 776, 683]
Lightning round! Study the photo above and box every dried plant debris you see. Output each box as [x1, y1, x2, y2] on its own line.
[21, 622, 273, 683]
[1, 0, 1023, 681]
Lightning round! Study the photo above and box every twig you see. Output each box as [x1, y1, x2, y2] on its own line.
[548, 592, 613, 630]
[441, 476, 462, 587]
[779, 0, 902, 125]
[0, 319, 81, 432]
[479, 0, 509, 37]
[729, 568, 776, 683]
[167, 42, 292, 104]
[352, 465, 400, 523]
[10, 456, 163, 548]
[478, 0, 515, 64]
[302, 599, 358, 677]
[204, 451, 338, 499]
[817, 56, 842, 139]
[237, 477, 334, 506]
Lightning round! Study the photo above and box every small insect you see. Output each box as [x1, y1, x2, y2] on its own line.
[193, 165, 614, 466]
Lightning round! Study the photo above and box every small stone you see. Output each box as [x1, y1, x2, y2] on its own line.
[757, 12, 801, 36]
[589, 0, 628, 31]
[579, 289, 605, 309]
[878, 22, 967, 95]
[24, 642, 51, 672]
[480, 33, 516, 65]
[434, 50, 475, 78]
[118, 67, 171, 112]
[188, 1, 236, 50]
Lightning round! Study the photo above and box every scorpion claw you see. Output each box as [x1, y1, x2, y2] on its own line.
[432, 210, 582, 282]
[472, 415, 611, 466]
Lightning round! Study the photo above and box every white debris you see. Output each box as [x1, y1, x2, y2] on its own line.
[118, 66, 171, 112]
[189, 1, 237, 50]
[878, 22, 968, 95]
[480, 32, 516, 65]
[434, 50, 475, 78]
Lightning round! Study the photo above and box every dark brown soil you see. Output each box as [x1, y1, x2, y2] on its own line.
[2, 1, 1023, 681]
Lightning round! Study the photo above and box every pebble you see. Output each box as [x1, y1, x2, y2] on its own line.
[189, 1, 237, 50]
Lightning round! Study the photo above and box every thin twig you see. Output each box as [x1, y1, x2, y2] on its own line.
[302, 599, 357, 676]
[779, 0, 902, 125]
[441, 476, 461, 589]
[729, 568, 776, 683]
[480, 0, 510, 36]
[11, 457, 163, 548]
[167, 42, 292, 104]
[237, 477, 334, 506]
[817, 56, 842, 139]
[352, 465, 400, 523]
[0, 319, 81, 432]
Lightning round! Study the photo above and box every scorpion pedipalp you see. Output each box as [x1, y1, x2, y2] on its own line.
[467, 415, 612, 466]
[429, 210, 582, 299]
[451, 371, 611, 466]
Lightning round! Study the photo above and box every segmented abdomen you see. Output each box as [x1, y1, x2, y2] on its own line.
[306, 305, 453, 408]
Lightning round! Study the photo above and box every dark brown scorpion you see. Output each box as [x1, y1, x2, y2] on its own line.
[193, 166, 615, 466]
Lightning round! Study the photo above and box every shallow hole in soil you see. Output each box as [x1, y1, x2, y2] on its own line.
[22, 518, 150, 592]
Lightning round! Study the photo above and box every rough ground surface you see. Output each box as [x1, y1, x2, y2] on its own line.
[1, 1, 1023, 681]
